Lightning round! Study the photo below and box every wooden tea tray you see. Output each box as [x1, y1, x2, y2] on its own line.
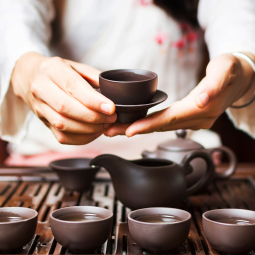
[0, 164, 255, 255]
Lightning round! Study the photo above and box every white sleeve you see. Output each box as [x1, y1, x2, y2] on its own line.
[198, 0, 255, 59]
[198, 0, 255, 138]
[0, 0, 55, 144]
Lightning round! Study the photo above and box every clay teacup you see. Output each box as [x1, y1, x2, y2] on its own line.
[203, 209, 255, 254]
[115, 90, 167, 123]
[49, 158, 100, 191]
[99, 69, 158, 105]
[50, 206, 113, 253]
[0, 207, 37, 251]
[128, 208, 191, 252]
[99, 69, 167, 123]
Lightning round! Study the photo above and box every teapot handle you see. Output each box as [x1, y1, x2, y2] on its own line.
[181, 151, 215, 196]
[205, 146, 237, 180]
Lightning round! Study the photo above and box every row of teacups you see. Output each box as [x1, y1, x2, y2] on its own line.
[1, 206, 255, 254]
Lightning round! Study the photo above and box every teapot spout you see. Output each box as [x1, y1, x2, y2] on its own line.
[90, 154, 124, 175]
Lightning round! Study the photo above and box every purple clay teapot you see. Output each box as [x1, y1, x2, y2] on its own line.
[142, 130, 237, 189]
[90, 153, 214, 210]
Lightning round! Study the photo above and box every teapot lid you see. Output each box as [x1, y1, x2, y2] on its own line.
[158, 130, 203, 152]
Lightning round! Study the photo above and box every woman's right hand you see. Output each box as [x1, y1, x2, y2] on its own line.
[11, 52, 117, 145]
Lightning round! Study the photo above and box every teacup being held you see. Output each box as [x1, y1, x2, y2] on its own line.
[128, 207, 191, 252]
[99, 69, 157, 105]
[99, 69, 167, 123]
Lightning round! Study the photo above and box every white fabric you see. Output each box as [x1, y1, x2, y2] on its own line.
[0, 0, 54, 144]
[0, 0, 254, 158]
[198, 0, 255, 59]
[198, 0, 255, 137]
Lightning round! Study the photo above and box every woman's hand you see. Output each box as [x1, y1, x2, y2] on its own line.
[105, 53, 255, 137]
[11, 52, 117, 145]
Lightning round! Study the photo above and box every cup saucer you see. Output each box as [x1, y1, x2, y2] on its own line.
[115, 90, 168, 123]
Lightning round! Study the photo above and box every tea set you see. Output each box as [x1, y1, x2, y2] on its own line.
[0, 69, 254, 254]
[99, 69, 167, 123]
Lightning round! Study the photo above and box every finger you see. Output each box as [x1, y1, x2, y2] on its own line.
[50, 127, 103, 145]
[125, 111, 216, 137]
[40, 57, 115, 114]
[106, 98, 203, 137]
[36, 102, 106, 134]
[194, 54, 237, 108]
[32, 76, 117, 124]
[66, 60, 100, 88]
[104, 123, 131, 137]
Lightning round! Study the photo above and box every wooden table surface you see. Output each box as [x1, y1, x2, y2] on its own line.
[0, 163, 254, 255]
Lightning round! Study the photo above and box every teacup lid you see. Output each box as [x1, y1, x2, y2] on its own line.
[158, 130, 203, 152]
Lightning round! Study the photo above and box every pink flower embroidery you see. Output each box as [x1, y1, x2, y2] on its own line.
[133, 0, 152, 6]
[186, 32, 197, 43]
[141, 0, 149, 6]
[170, 38, 186, 49]
[154, 31, 169, 45]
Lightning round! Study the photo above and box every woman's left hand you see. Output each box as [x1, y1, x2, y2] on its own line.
[104, 53, 255, 137]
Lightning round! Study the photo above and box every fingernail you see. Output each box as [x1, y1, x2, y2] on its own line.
[100, 103, 112, 114]
[198, 92, 209, 107]
[126, 131, 135, 137]
[104, 123, 112, 129]
[106, 114, 116, 123]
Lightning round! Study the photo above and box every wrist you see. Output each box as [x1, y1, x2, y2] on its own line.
[235, 52, 254, 82]
[11, 52, 47, 101]
[241, 52, 255, 63]
[231, 52, 255, 108]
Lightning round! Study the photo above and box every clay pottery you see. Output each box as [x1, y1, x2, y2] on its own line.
[128, 208, 191, 252]
[115, 90, 167, 123]
[99, 69, 167, 123]
[90, 153, 214, 210]
[50, 206, 113, 253]
[203, 209, 255, 254]
[142, 129, 237, 190]
[0, 207, 37, 251]
[49, 158, 100, 191]
[99, 69, 158, 105]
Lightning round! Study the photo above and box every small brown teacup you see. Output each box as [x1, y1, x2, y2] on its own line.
[49, 158, 100, 191]
[128, 207, 191, 252]
[50, 206, 113, 253]
[99, 69, 157, 105]
[0, 207, 37, 251]
[203, 209, 255, 254]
